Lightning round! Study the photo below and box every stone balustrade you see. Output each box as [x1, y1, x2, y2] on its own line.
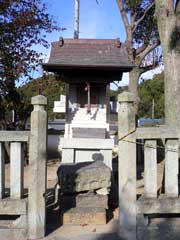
[0, 95, 47, 240]
[118, 91, 180, 240]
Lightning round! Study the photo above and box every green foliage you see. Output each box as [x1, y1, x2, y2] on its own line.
[0, 0, 59, 82]
[138, 73, 164, 118]
[110, 85, 128, 99]
[18, 74, 66, 121]
[0, 0, 60, 128]
[110, 73, 164, 119]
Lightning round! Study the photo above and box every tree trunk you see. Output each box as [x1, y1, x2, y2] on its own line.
[129, 66, 141, 113]
[164, 51, 180, 127]
[155, 1, 180, 127]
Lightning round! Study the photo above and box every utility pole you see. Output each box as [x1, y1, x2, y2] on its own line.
[74, 0, 80, 39]
[152, 98, 155, 120]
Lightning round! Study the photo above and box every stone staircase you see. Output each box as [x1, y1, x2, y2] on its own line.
[64, 107, 109, 137]
[70, 107, 106, 126]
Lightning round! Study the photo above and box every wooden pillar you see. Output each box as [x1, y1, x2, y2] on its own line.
[106, 83, 110, 124]
[65, 83, 69, 123]
[87, 82, 91, 113]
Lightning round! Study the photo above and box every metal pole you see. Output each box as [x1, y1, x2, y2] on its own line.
[152, 98, 155, 120]
[74, 0, 80, 39]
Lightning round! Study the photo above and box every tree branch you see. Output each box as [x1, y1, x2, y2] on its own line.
[138, 40, 160, 63]
[132, 1, 155, 33]
[130, 12, 137, 30]
[116, 0, 130, 34]
[139, 63, 159, 74]
[136, 43, 149, 56]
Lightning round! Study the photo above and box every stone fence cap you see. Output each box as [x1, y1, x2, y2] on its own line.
[31, 95, 47, 105]
[118, 91, 136, 103]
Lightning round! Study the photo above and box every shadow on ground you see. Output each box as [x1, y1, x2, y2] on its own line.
[138, 215, 180, 240]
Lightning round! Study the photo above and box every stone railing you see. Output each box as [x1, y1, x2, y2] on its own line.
[0, 131, 29, 199]
[118, 91, 180, 240]
[0, 95, 47, 240]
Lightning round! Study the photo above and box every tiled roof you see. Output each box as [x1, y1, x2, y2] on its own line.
[44, 38, 133, 70]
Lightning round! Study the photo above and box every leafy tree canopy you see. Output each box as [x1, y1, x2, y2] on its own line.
[18, 74, 65, 123]
[138, 72, 164, 118]
[110, 72, 164, 119]
[0, 0, 60, 129]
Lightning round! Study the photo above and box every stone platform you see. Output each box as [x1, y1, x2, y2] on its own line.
[60, 138, 113, 169]
[62, 207, 107, 225]
[60, 192, 108, 210]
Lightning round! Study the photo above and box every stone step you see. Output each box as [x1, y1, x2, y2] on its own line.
[72, 109, 106, 121]
[71, 121, 107, 125]
[73, 115, 106, 121]
[62, 207, 107, 225]
[0, 199, 27, 215]
[60, 193, 108, 210]
[71, 121, 107, 124]
[0, 228, 27, 240]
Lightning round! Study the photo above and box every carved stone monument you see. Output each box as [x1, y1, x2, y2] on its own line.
[57, 160, 112, 225]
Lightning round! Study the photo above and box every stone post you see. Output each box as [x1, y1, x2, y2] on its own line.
[118, 91, 137, 240]
[144, 140, 157, 198]
[10, 142, 24, 199]
[28, 95, 47, 239]
[165, 139, 179, 197]
[0, 143, 5, 199]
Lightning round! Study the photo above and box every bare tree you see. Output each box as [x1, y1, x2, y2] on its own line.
[116, 0, 160, 108]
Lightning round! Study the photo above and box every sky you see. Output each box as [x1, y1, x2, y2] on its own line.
[43, 0, 126, 41]
[32, 0, 163, 87]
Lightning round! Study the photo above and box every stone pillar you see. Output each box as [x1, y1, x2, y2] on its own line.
[118, 91, 137, 240]
[165, 139, 179, 197]
[144, 140, 157, 198]
[10, 142, 24, 199]
[28, 95, 47, 239]
[0, 143, 5, 199]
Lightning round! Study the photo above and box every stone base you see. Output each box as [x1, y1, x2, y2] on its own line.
[0, 228, 27, 240]
[62, 207, 107, 225]
[60, 192, 108, 210]
[60, 137, 113, 169]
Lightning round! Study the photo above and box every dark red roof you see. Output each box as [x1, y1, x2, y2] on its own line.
[43, 38, 133, 71]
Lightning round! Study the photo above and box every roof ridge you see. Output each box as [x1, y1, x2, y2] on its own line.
[51, 38, 123, 46]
